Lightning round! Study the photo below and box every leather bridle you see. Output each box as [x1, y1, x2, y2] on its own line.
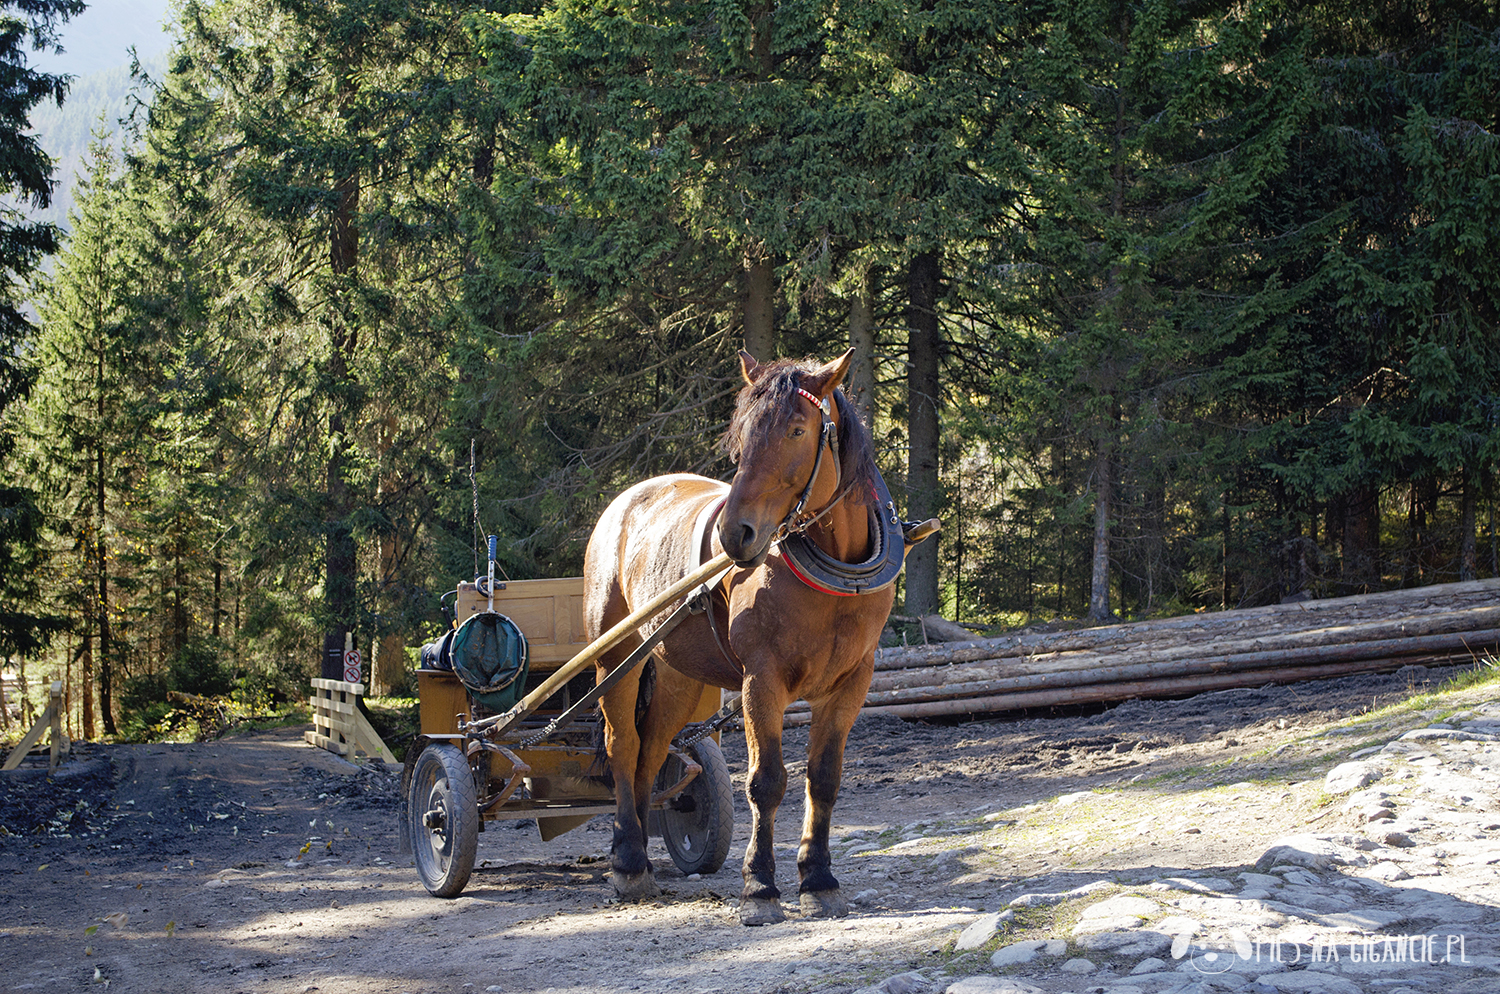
[779, 386, 856, 539]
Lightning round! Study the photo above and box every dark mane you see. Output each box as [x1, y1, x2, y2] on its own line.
[721, 358, 879, 507]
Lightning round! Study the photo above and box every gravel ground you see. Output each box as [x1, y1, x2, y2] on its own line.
[1, 663, 1496, 994]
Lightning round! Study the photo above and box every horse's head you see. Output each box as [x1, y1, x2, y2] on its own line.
[719, 349, 855, 568]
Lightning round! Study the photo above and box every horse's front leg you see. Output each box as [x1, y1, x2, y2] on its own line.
[739, 674, 788, 925]
[796, 673, 866, 918]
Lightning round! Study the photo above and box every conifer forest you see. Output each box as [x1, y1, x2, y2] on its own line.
[1, 0, 1498, 741]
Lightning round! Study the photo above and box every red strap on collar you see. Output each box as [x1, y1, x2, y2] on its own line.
[780, 547, 859, 596]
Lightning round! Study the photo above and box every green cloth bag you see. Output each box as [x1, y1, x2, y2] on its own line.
[450, 611, 530, 712]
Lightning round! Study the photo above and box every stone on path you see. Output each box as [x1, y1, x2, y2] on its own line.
[1158, 877, 1235, 894]
[1259, 972, 1365, 994]
[1058, 957, 1096, 973]
[1361, 860, 1410, 881]
[954, 913, 1003, 952]
[1255, 835, 1370, 872]
[944, 978, 1045, 994]
[989, 939, 1046, 967]
[1401, 727, 1497, 742]
[1324, 760, 1384, 794]
[1077, 930, 1174, 957]
[852, 970, 931, 994]
[1007, 879, 1112, 908]
[1080, 894, 1162, 919]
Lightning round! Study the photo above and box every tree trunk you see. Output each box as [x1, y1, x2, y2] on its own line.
[741, 6, 778, 360]
[80, 639, 94, 740]
[847, 271, 876, 429]
[375, 415, 405, 696]
[742, 256, 775, 359]
[905, 250, 942, 616]
[212, 560, 223, 641]
[95, 444, 114, 735]
[1461, 468, 1477, 582]
[1341, 484, 1379, 594]
[1088, 435, 1112, 622]
[326, 170, 360, 642]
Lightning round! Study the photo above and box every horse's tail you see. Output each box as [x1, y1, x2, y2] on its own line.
[634, 657, 656, 730]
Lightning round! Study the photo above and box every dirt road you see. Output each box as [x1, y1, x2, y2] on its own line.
[1, 663, 1494, 994]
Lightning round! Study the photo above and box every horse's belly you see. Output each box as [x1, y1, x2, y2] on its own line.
[658, 627, 744, 692]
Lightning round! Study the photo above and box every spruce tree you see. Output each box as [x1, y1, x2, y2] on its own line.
[0, 0, 85, 691]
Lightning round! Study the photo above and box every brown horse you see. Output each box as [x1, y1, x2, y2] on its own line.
[582, 349, 900, 925]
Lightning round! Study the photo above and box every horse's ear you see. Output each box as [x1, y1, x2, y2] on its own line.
[804, 348, 855, 399]
[739, 349, 762, 385]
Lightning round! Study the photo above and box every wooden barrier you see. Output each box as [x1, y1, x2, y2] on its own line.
[305, 678, 398, 765]
[2, 680, 69, 773]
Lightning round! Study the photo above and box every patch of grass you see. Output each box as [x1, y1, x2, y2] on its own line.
[1439, 652, 1500, 693]
[224, 705, 311, 736]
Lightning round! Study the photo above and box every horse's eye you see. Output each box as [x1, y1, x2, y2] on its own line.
[789, 427, 805, 438]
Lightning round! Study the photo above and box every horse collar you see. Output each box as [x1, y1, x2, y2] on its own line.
[779, 469, 906, 596]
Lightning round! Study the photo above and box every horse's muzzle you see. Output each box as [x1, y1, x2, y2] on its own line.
[721, 517, 772, 570]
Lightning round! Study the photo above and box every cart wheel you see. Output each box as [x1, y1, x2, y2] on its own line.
[653, 737, 734, 876]
[408, 743, 478, 898]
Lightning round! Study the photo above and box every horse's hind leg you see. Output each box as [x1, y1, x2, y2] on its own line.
[739, 674, 789, 925]
[597, 638, 660, 900]
[796, 675, 867, 918]
[630, 664, 711, 861]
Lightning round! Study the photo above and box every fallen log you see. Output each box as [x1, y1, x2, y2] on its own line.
[784, 652, 1468, 726]
[865, 608, 1500, 694]
[872, 578, 1500, 672]
[847, 627, 1500, 708]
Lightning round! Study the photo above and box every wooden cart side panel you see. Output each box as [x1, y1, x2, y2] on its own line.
[456, 578, 588, 671]
[689, 682, 720, 725]
[417, 670, 468, 736]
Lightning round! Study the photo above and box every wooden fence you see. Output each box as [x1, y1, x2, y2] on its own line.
[2, 680, 68, 772]
[305, 678, 398, 765]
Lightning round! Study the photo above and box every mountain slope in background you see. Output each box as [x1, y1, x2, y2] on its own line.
[25, 0, 173, 232]
[28, 56, 165, 231]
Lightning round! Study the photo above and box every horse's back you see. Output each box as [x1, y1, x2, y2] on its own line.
[582, 474, 728, 637]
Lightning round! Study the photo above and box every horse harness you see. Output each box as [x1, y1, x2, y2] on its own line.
[777, 386, 907, 596]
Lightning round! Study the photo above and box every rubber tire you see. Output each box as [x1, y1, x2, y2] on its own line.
[409, 743, 478, 898]
[653, 737, 735, 876]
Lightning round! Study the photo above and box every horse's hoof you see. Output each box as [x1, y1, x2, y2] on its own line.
[739, 897, 786, 926]
[610, 868, 660, 901]
[799, 889, 849, 918]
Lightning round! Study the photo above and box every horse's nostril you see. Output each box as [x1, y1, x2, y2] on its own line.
[738, 522, 757, 551]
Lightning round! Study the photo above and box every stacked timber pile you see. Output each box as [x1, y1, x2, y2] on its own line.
[786, 578, 1500, 724]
